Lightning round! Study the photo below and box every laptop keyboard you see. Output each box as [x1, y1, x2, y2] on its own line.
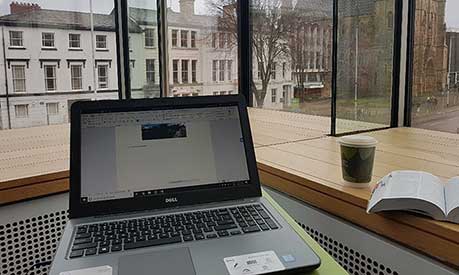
[69, 204, 279, 258]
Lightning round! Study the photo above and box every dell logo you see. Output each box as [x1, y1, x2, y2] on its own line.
[165, 197, 178, 203]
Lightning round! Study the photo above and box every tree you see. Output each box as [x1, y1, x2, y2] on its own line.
[207, 0, 290, 107]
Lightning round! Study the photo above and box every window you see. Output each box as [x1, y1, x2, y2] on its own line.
[181, 30, 188, 47]
[212, 60, 218, 82]
[44, 65, 56, 91]
[213, 91, 219, 95]
[282, 62, 286, 79]
[182, 60, 189, 83]
[228, 90, 233, 95]
[42, 32, 55, 48]
[219, 32, 225, 48]
[145, 28, 155, 47]
[219, 60, 225, 81]
[96, 35, 107, 49]
[97, 65, 108, 89]
[46, 103, 59, 116]
[11, 65, 26, 93]
[146, 59, 155, 84]
[271, 62, 276, 80]
[191, 60, 197, 83]
[191, 31, 196, 48]
[172, 29, 178, 47]
[172, 60, 179, 83]
[271, 88, 277, 103]
[70, 65, 82, 90]
[258, 62, 263, 79]
[212, 33, 217, 48]
[220, 91, 226, 95]
[9, 31, 23, 47]
[69, 33, 81, 48]
[14, 104, 28, 118]
[227, 60, 232, 81]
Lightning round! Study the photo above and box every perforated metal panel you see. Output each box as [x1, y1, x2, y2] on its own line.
[0, 209, 68, 275]
[297, 222, 399, 275]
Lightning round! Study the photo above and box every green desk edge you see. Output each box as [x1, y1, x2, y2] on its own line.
[263, 189, 348, 275]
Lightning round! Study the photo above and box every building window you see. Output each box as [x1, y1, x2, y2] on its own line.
[271, 88, 277, 103]
[96, 35, 107, 49]
[212, 33, 217, 48]
[172, 59, 179, 83]
[227, 60, 232, 81]
[220, 91, 226, 95]
[46, 102, 59, 116]
[271, 63, 276, 80]
[11, 65, 26, 93]
[191, 31, 196, 48]
[44, 65, 57, 91]
[219, 60, 225, 81]
[191, 60, 197, 83]
[219, 32, 225, 48]
[97, 65, 108, 89]
[42, 32, 54, 48]
[69, 33, 81, 48]
[172, 29, 178, 47]
[182, 60, 189, 83]
[212, 60, 218, 82]
[14, 104, 28, 118]
[387, 11, 393, 29]
[146, 59, 155, 84]
[145, 28, 155, 47]
[181, 30, 188, 47]
[213, 91, 219, 95]
[282, 62, 286, 79]
[9, 31, 23, 47]
[70, 65, 82, 90]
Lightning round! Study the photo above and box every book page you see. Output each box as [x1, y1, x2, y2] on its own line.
[385, 171, 446, 214]
[367, 175, 390, 212]
[445, 177, 459, 216]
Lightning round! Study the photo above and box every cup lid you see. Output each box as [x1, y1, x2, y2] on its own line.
[338, 135, 377, 148]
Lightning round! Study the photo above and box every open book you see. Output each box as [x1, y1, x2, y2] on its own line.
[367, 171, 459, 224]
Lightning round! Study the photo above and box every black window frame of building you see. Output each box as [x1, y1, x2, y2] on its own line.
[115, 0, 404, 137]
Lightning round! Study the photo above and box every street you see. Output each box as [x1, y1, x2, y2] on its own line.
[413, 108, 459, 134]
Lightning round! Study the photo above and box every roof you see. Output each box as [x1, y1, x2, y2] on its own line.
[291, 0, 376, 18]
[294, 0, 333, 18]
[129, 7, 217, 29]
[339, 0, 376, 17]
[0, 9, 116, 31]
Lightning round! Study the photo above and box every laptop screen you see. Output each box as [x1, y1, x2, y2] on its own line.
[80, 105, 250, 203]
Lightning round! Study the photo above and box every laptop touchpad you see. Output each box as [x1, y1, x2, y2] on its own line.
[118, 247, 196, 275]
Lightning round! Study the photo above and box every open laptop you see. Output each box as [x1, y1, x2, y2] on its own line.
[49, 95, 321, 275]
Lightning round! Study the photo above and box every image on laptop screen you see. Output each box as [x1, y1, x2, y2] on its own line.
[79, 106, 250, 203]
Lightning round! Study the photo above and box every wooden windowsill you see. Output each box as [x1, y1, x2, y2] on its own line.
[1, 108, 458, 268]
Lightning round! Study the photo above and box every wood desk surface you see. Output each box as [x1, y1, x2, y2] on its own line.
[255, 127, 459, 268]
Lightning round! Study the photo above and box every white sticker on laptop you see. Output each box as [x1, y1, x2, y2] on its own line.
[59, 265, 112, 275]
[223, 251, 285, 275]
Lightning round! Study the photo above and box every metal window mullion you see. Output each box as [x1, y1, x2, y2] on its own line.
[403, 0, 416, 127]
[390, 0, 403, 127]
[330, 0, 338, 136]
[115, 0, 130, 99]
[158, 0, 170, 98]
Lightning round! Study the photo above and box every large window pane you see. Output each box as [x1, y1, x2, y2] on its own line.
[411, 0, 459, 134]
[336, 0, 395, 134]
[128, 0, 161, 98]
[0, 0, 119, 130]
[249, 0, 333, 138]
[167, 0, 239, 97]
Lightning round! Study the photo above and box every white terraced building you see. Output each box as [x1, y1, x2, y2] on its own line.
[0, 1, 294, 130]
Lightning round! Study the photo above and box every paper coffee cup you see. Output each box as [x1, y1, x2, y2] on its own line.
[338, 135, 377, 188]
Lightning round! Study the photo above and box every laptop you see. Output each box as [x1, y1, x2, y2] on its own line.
[49, 95, 321, 275]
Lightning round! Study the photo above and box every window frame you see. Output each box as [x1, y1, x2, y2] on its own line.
[97, 64, 109, 89]
[11, 65, 26, 93]
[44, 65, 57, 92]
[69, 33, 81, 49]
[144, 28, 155, 48]
[96, 34, 107, 49]
[180, 30, 188, 48]
[70, 64, 83, 91]
[146, 59, 156, 84]
[181, 59, 189, 83]
[42, 32, 55, 48]
[9, 30, 23, 47]
[46, 102, 59, 116]
[14, 104, 29, 118]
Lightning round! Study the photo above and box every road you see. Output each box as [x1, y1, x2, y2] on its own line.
[413, 108, 459, 134]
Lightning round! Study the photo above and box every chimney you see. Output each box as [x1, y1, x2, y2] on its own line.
[179, 0, 195, 16]
[10, 2, 41, 15]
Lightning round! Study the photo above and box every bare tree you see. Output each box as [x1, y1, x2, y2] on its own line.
[207, 0, 290, 107]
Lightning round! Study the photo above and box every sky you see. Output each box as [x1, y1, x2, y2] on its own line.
[0, 0, 457, 28]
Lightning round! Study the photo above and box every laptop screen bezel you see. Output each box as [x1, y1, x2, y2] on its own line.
[69, 95, 261, 219]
